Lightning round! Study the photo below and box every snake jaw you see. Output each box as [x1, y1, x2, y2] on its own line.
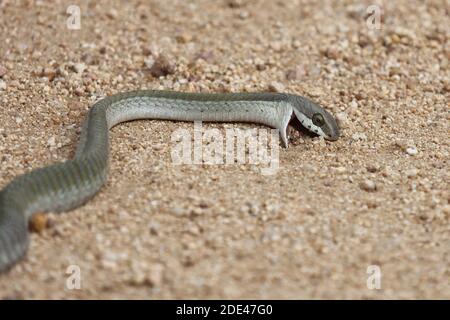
[287, 94, 340, 141]
[280, 128, 289, 148]
[278, 109, 293, 148]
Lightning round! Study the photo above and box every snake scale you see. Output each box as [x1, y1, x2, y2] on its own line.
[0, 90, 339, 272]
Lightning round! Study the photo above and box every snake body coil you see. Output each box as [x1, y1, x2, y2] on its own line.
[0, 90, 339, 272]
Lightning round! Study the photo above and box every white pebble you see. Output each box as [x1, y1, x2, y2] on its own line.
[406, 147, 418, 156]
[360, 179, 377, 192]
[73, 63, 86, 74]
[47, 136, 56, 147]
[352, 132, 367, 141]
[405, 169, 418, 178]
[170, 207, 185, 216]
[335, 112, 348, 125]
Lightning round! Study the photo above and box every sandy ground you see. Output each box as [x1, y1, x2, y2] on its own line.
[0, 0, 449, 299]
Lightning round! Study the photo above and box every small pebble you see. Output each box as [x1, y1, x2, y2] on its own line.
[175, 33, 192, 43]
[352, 132, 367, 141]
[335, 112, 348, 126]
[152, 144, 164, 151]
[323, 47, 340, 59]
[359, 179, 377, 192]
[74, 87, 84, 96]
[405, 168, 418, 178]
[268, 81, 285, 92]
[366, 164, 380, 173]
[29, 212, 48, 233]
[170, 207, 185, 217]
[227, 0, 244, 8]
[149, 223, 159, 235]
[406, 147, 418, 156]
[349, 100, 358, 109]
[285, 66, 305, 80]
[106, 9, 118, 19]
[47, 136, 56, 147]
[71, 63, 86, 74]
[239, 11, 249, 19]
[442, 205, 450, 216]
[148, 55, 175, 77]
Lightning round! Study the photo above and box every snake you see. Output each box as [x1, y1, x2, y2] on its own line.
[0, 90, 339, 272]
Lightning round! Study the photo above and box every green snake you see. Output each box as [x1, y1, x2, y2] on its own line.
[0, 90, 339, 272]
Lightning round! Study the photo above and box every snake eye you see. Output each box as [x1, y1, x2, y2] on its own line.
[312, 113, 325, 127]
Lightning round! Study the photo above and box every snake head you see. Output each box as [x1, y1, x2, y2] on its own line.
[289, 95, 340, 141]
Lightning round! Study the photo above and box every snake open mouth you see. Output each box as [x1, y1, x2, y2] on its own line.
[287, 112, 319, 138]
[288, 113, 318, 139]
